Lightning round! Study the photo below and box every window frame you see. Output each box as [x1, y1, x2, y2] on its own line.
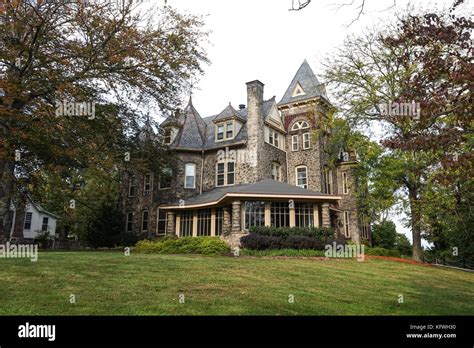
[271, 162, 281, 181]
[23, 212, 33, 230]
[291, 134, 299, 151]
[128, 175, 136, 197]
[126, 212, 133, 233]
[216, 160, 235, 187]
[295, 165, 308, 189]
[141, 210, 149, 232]
[342, 172, 349, 195]
[159, 168, 172, 190]
[343, 211, 350, 237]
[303, 132, 311, 149]
[291, 120, 310, 131]
[143, 172, 152, 196]
[156, 208, 167, 235]
[184, 163, 196, 189]
[215, 121, 235, 142]
[41, 217, 49, 231]
[244, 201, 266, 231]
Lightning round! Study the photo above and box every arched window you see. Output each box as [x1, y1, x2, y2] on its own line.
[291, 120, 310, 131]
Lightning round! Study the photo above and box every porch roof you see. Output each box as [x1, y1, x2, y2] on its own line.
[161, 179, 340, 209]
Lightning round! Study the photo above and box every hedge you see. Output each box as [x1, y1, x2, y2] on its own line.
[135, 236, 229, 255]
[365, 247, 401, 257]
[241, 249, 326, 257]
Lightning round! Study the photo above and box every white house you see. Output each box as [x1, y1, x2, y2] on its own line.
[9, 195, 58, 240]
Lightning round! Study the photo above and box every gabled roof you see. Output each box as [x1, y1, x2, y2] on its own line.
[213, 103, 246, 123]
[161, 179, 340, 209]
[10, 193, 60, 219]
[279, 59, 327, 106]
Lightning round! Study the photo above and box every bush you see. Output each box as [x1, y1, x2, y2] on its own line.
[241, 227, 340, 251]
[135, 237, 229, 255]
[241, 249, 326, 257]
[250, 226, 335, 240]
[366, 247, 401, 257]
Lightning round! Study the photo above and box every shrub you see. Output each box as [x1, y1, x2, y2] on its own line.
[366, 247, 401, 257]
[241, 249, 326, 257]
[134, 237, 229, 255]
[249, 226, 335, 240]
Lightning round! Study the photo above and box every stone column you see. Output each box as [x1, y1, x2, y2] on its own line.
[166, 211, 175, 235]
[322, 203, 330, 228]
[231, 201, 241, 234]
[223, 207, 231, 236]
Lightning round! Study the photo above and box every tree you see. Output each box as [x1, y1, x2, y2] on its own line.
[0, 1, 208, 239]
[323, 3, 471, 261]
[371, 220, 397, 249]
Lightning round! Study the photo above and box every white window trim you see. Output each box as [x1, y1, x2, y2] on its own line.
[303, 132, 311, 150]
[266, 128, 282, 149]
[343, 211, 350, 237]
[291, 120, 310, 131]
[141, 210, 149, 232]
[271, 162, 281, 181]
[215, 120, 235, 142]
[295, 165, 308, 189]
[143, 173, 152, 195]
[342, 172, 349, 195]
[216, 160, 235, 187]
[156, 208, 167, 235]
[184, 163, 196, 189]
[291, 135, 299, 151]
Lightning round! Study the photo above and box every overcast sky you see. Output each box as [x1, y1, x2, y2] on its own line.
[153, 0, 466, 242]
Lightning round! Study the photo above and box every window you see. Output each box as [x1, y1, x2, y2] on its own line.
[179, 211, 193, 237]
[126, 212, 133, 232]
[271, 162, 281, 181]
[303, 132, 310, 149]
[226, 122, 233, 139]
[215, 208, 224, 236]
[295, 166, 308, 189]
[128, 175, 136, 197]
[159, 168, 172, 189]
[185, 163, 196, 188]
[267, 128, 280, 148]
[197, 209, 212, 236]
[271, 202, 290, 228]
[24, 212, 32, 230]
[217, 124, 224, 140]
[295, 203, 314, 228]
[163, 128, 172, 144]
[216, 160, 235, 187]
[342, 172, 349, 194]
[244, 201, 266, 230]
[343, 211, 350, 237]
[143, 173, 152, 196]
[41, 217, 49, 231]
[142, 210, 149, 232]
[325, 170, 333, 194]
[157, 209, 167, 235]
[292, 135, 299, 151]
[215, 122, 235, 141]
[291, 120, 310, 131]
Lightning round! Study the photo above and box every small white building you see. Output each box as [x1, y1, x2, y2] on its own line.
[9, 196, 58, 240]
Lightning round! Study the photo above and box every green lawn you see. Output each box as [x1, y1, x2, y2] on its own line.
[0, 252, 473, 315]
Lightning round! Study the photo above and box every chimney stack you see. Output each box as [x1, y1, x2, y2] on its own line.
[245, 80, 265, 179]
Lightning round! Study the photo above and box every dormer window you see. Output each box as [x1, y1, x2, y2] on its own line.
[215, 121, 235, 142]
[163, 127, 177, 145]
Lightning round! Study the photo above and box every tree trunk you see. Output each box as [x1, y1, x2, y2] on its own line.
[408, 187, 423, 262]
[0, 154, 15, 241]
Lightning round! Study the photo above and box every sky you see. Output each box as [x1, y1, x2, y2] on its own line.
[148, 0, 466, 243]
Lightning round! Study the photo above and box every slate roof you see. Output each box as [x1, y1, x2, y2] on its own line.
[213, 103, 246, 123]
[161, 179, 339, 208]
[278, 59, 327, 106]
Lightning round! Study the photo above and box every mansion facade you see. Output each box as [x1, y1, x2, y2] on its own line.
[122, 60, 370, 247]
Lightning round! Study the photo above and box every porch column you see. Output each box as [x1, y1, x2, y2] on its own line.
[265, 202, 271, 227]
[166, 211, 175, 235]
[322, 203, 330, 228]
[210, 209, 216, 237]
[231, 201, 241, 233]
[175, 213, 181, 237]
[289, 201, 295, 227]
[313, 204, 320, 228]
[222, 207, 231, 236]
[192, 212, 198, 237]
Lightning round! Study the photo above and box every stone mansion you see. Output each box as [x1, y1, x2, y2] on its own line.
[122, 60, 371, 247]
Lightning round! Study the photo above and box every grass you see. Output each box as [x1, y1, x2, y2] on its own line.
[0, 251, 473, 315]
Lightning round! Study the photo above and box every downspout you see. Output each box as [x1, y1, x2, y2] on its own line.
[200, 150, 204, 194]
